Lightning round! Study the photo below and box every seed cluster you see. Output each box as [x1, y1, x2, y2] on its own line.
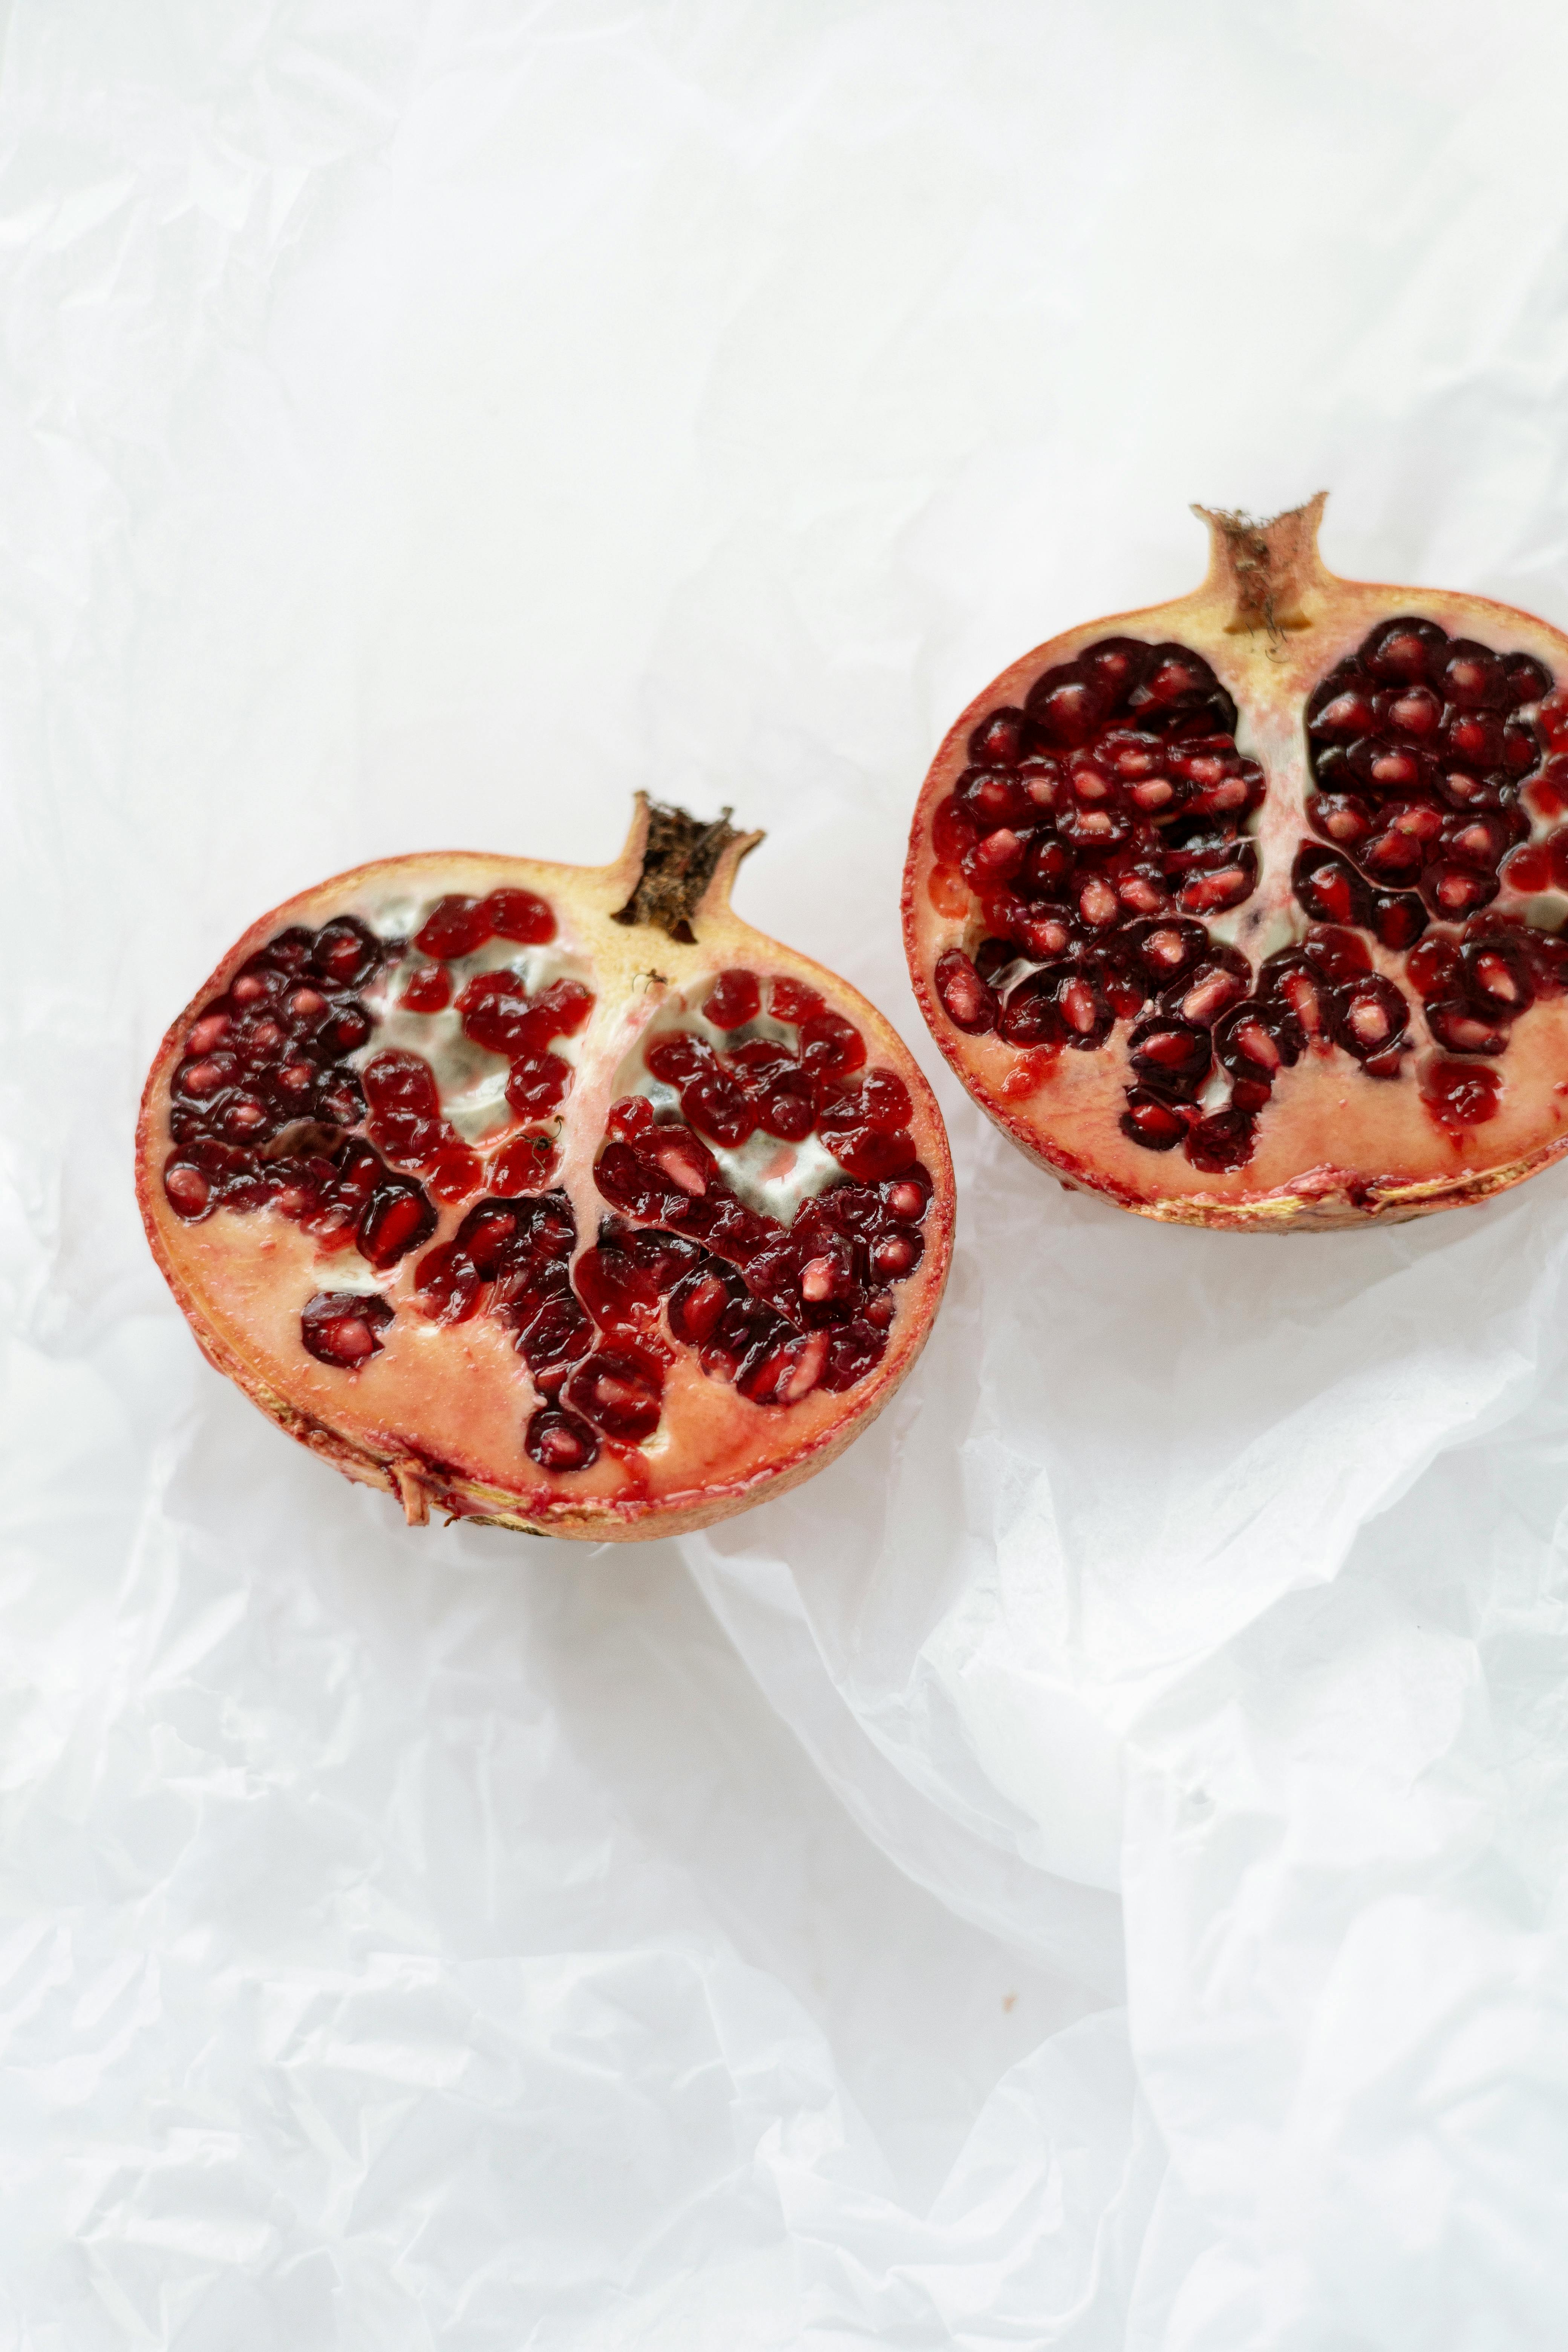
[928, 623, 1568, 1167]
[162, 923, 931, 1470]
[415, 967, 933, 1472]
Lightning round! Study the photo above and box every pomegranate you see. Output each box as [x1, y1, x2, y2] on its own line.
[906, 496, 1568, 1228]
[138, 799, 952, 1537]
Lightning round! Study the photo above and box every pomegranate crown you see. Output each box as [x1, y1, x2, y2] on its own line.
[1191, 490, 1330, 638]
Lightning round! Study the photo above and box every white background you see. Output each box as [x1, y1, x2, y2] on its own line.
[6, 2, 1568, 2343]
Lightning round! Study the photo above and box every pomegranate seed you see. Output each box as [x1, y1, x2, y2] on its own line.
[1180, 866, 1250, 916]
[1143, 927, 1191, 972]
[484, 887, 556, 944]
[1233, 1021, 1281, 1073]
[163, 1161, 211, 1218]
[670, 1269, 730, 1344]
[800, 1011, 868, 1080]
[934, 949, 998, 1035]
[1471, 951, 1523, 1006]
[1388, 688, 1441, 736]
[416, 896, 492, 959]
[1060, 978, 1097, 1035]
[1181, 969, 1244, 1025]
[490, 1133, 559, 1191]
[178, 1055, 234, 1099]
[186, 1012, 231, 1055]
[770, 976, 825, 1024]
[311, 918, 381, 987]
[606, 1095, 655, 1141]
[428, 1147, 482, 1204]
[301, 1289, 394, 1369]
[1120, 1091, 1188, 1151]
[885, 1180, 926, 1221]
[401, 964, 453, 1014]
[1539, 687, 1568, 750]
[969, 707, 1026, 766]
[505, 1053, 572, 1119]
[1421, 1057, 1502, 1130]
[564, 1348, 663, 1442]
[648, 1134, 711, 1196]
[526, 1407, 599, 1472]
[358, 1184, 436, 1269]
[1079, 877, 1119, 927]
[799, 1255, 836, 1302]
[705, 968, 761, 1030]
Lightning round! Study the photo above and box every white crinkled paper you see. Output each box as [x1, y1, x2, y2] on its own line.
[6, 2, 1568, 2343]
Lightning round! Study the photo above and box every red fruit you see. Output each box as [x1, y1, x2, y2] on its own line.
[138, 802, 952, 1538]
[906, 496, 1568, 1227]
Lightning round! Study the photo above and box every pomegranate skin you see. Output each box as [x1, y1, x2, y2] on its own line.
[138, 801, 952, 1538]
[905, 497, 1568, 1230]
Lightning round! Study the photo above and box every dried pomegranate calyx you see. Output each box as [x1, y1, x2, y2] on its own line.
[905, 497, 1568, 1230]
[140, 796, 952, 1538]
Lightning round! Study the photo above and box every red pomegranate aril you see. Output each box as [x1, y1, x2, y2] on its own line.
[1118, 1091, 1188, 1150]
[1181, 967, 1245, 1025]
[428, 1147, 483, 1204]
[416, 896, 492, 959]
[177, 1055, 236, 1100]
[311, 918, 381, 987]
[800, 1010, 868, 1079]
[401, 964, 453, 1014]
[705, 968, 761, 1030]
[505, 1054, 572, 1119]
[1422, 1057, 1502, 1129]
[186, 1012, 231, 1056]
[358, 1184, 436, 1269]
[1232, 1020, 1282, 1075]
[683, 1075, 756, 1147]
[163, 1161, 212, 1219]
[770, 977, 825, 1024]
[484, 887, 556, 943]
[1079, 876, 1119, 927]
[934, 949, 998, 1035]
[607, 1095, 655, 1141]
[1425, 1002, 1508, 1055]
[301, 1289, 394, 1370]
[526, 1407, 599, 1472]
[490, 1132, 559, 1192]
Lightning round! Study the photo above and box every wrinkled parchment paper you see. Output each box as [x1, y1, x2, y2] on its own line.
[7, 2, 1568, 2342]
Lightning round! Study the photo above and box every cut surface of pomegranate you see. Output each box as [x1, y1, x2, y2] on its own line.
[905, 496, 1568, 1228]
[139, 799, 951, 1537]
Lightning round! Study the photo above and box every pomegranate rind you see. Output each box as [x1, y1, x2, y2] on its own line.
[904, 505, 1568, 1230]
[138, 810, 952, 1537]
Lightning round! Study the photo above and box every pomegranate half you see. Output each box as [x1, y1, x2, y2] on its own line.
[138, 800, 952, 1538]
[905, 496, 1568, 1230]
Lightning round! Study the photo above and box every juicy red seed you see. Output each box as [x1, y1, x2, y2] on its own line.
[415, 896, 492, 959]
[824, 1126, 916, 1183]
[177, 1055, 234, 1099]
[358, 1184, 436, 1269]
[669, 1269, 731, 1344]
[401, 964, 452, 1014]
[1421, 1057, 1502, 1129]
[564, 1349, 663, 1442]
[705, 968, 762, 1031]
[311, 918, 381, 987]
[363, 1051, 441, 1117]
[871, 1233, 920, 1279]
[286, 987, 328, 1026]
[885, 1180, 926, 1221]
[770, 976, 826, 1025]
[683, 1075, 756, 1148]
[1120, 1091, 1188, 1152]
[858, 1067, 914, 1129]
[606, 1095, 655, 1141]
[186, 1012, 231, 1055]
[484, 888, 556, 944]
[934, 949, 998, 1036]
[760, 1087, 815, 1142]
[525, 1407, 599, 1473]
[1503, 844, 1553, 894]
[300, 1289, 394, 1369]
[799, 1011, 868, 1079]
[505, 1053, 572, 1119]
[491, 1133, 560, 1192]
[163, 1161, 211, 1218]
